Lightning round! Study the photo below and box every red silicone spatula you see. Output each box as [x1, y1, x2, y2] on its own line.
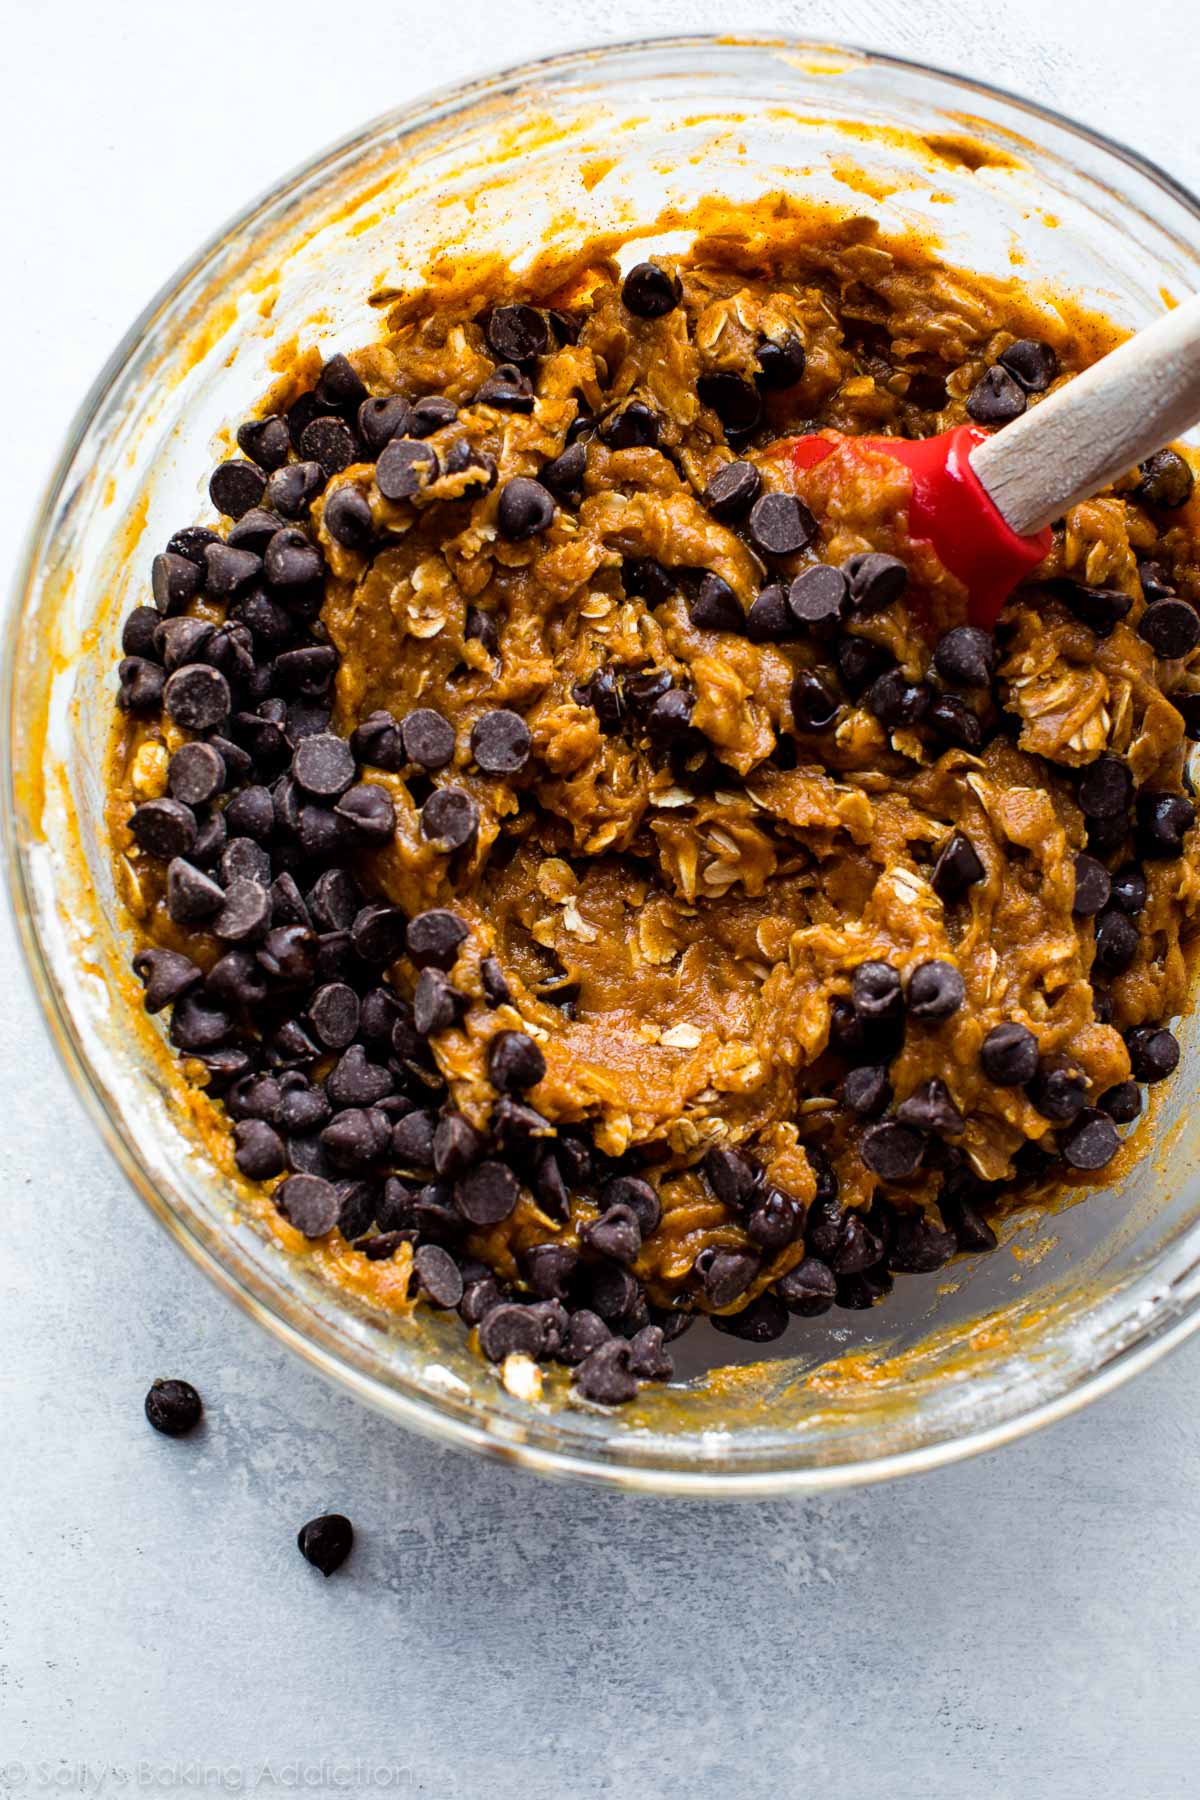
[767, 293, 1200, 627]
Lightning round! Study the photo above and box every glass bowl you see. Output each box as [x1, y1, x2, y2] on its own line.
[8, 34, 1200, 1496]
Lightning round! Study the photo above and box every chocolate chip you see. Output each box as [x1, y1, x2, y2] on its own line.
[932, 830, 986, 901]
[540, 439, 587, 495]
[307, 983, 360, 1051]
[1056, 1105, 1120, 1172]
[129, 797, 196, 860]
[212, 877, 271, 943]
[966, 365, 1027, 424]
[627, 1323, 675, 1377]
[896, 1078, 964, 1136]
[1108, 864, 1147, 915]
[123, 606, 163, 659]
[265, 460, 325, 519]
[523, 1243, 579, 1301]
[497, 476, 556, 541]
[585, 1204, 642, 1264]
[325, 1043, 393, 1109]
[1135, 449, 1195, 510]
[698, 373, 762, 437]
[321, 1107, 391, 1172]
[256, 924, 318, 987]
[413, 1243, 463, 1309]
[236, 413, 291, 471]
[322, 484, 374, 551]
[390, 1108, 437, 1171]
[457, 1160, 520, 1226]
[207, 949, 269, 1009]
[748, 492, 816, 558]
[334, 783, 395, 845]
[210, 459, 267, 519]
[927, 694, 983, 750]
[697, 1247, 759, 1308]
[756, 333, 807, 388]
[790, 669, 840, 731]
[162, 663, 231, 732]
[860, 1120, 925, 1180]
[290, 732, 355, 801]
[844, 552, 908, 615]
[166, 742, 225, 809]
[165, 857, 224, 923]
[486, 305, 549, 364]
[1100, 1080, 1142, 1124]
[151, 551, 202, 617]
[1137, 791, 1194, 858]
[263, 526, 323, 589]
[777, 1257, 836, 1315]
[1126, 1025, 1180, 1083]
[851, 961, 904, 1024]
[745, 583, 794, 642]
[645, 687, 695, 745]
[702, 459, 761, 520]
[376, 438, 438, 501]
[1028, 1054, 1089, 1121]
[169, 992, 233, 1052]
[1078, 753, 1133, 820]
[907, 959, 964, 1021]
[601, 401, 661, 449]
[590, 1264, 644, 1326]
[997, 338, 1057, 392]
[488, 1030, 546, 1093]
[350, 903, 407, 965]
[413, 968, 464, 1037]
[867, 667, 930, 729]
[1050, 579, 1133, 637]
[690, 572, 743, 632]
[788, 564, 849, 637]
[471, 708, 532, 775]
[980, 1021, 1039, 1086]
[433, 1113, 485, 1179]
[1138, 597, 1200, 659]
[296, 415, 356, 479]
[746, 1187, 804, 1250]
[621, 262, 682, 318]
[1068, 851, 1111, 918]
[702, 1145, 758, 1212]
[887, 1214, 957, 1273]
[557, 1308, 610, 1363]
[598, 1175, 659, 1236]
[296, 1513, 353, 1576]
[844, 1064, 892, 1117]
[233, 1118, 286, 1180]
[144, 1378, 202, 1436]
[156, 616, 216, 672]
[276, 1170, 341, 1237]
[933, 624, 995, 688]
[132, 947, 202, 1013]
[389, 709, 454, 778]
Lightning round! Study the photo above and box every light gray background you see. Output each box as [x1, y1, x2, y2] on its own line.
[4, 2, 1199, 1795]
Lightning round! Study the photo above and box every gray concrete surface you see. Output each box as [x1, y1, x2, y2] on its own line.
[3, 2, 1199, 1794]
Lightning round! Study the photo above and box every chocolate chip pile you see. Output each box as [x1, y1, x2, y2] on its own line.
[112, 231, 1200, 1406]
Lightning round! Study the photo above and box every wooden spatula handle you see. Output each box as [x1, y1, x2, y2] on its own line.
[971, 293, 1200, 537]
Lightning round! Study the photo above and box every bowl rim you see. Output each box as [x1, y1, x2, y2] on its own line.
[8, 29, 1200, 1497]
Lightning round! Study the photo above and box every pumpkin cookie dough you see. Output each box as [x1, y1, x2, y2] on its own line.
[108, 213, 1200, 1404]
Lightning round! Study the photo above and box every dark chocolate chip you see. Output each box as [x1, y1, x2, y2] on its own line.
[264, 527, 324, 589]
[621, 262, 682, 318]
[698, 373, 762, 437]
[896, 1077, 964, 1136]
[1137, 791, 1194, 858]
[296, 1513, 353, 1576]
[486, 305, 549, 364]
[1028, 1055, 1089, 1122]
[702, 1145, 759, 1212]
[233, 1118, 286, 1179]
[308, 983, 360, 1051]
[376, 437, 439, 501]
[326, 1042, 393, 1109]
[290, 732, 355, 801]
[212, 877, 271, 944]
[131, 947, 202, 1013]
[163, 663, 231, 731]
[702, 459, 761, 520]
[471, 708, 532, 774]
[981, 1021, 1040, 1086]
[627, 1323, 675, 1377]
[391, 1108, 437, 1171]
[129, 796, 196, 860]
[790, 669, 840, 731]
[746, 1187, 804, 1251]
[166, 857, 224, 923]
[1110, 864, 1148, 914]
[998, 339, 1058, 392]
[408, 395, 458, 438]
[755, 333, 807, 389]
[1126, 1025, 1180, 1083]
[1139, 598, 1200, 659]
[209, 459, 267, 519]
[207, 949, 269, 1008]
[480, 956, 512, 1008]
[169, 992, 233, 1051]
[497, 477, 556, 540]
[851, 960, 904, 1024]
[690, 572, 743, 632]
[1099, 1079, 1142, 1124]
[1072, 852, 1112, 917]
[413, 967, 464, 1037]
[844, 1064, 892, 1118]
[456, 1160, 520, 1226]
[927, 694, 983, 750]
[420, 786, 479, 851]
[350, 903, 407, 965]
[777, 1257, 836, 1315]
[933, 624, 995, 687]
[966, 365, 1027, 424]
[788, 564, 849, 636]
[414, 1243, 464, 1309]
[236, 414, 291, 471]
[867, 667, 930, 729]
[321, 1107, 391, 1172]
[1060, 1107, 1120, 1171]
[748, 492, 816, 558]
[887, 1213, 957, 1273]
[334, 783, 395, 844]
[745, 583, 794, 642]
[697, 1247, 759, 1308]
[523, 1243, 579, 1301]
[860, 1120, 925, 1180]
[601, 401, 661, 449]
[844, 552, 908, 615]
[299, 415, 358, 478]
[399, 708, 455, 770]
[932, 830, 986, 901]
[645, 687, 695, 744]
[1135, 449, 1195, 510]
[323, 485, 374, 550]
[907, 959, 965, 1022]
[407, 910, 469, 971]
[433, 1113, 485, 1179]
[540, 439, 587, 494]
[585, 1204, 642, 1265]
[265, 461, 325, 518]
[1078, 753, 1133, 821]
[151, 551, 202, 616]
[144, 1378, 202, 1437]
[488, 1030, 546, 1093]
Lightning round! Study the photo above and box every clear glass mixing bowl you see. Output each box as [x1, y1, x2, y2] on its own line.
[8, 35, 1200, 1495]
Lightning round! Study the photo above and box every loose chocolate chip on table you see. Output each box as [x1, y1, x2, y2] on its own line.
[1073, 852, 1112, 916]
[413, 967, 464, 1037]
[1138, 597, 1200, 659]
[166, 857, 225, 923]
[790, 670, 840, 731]
[488, 1029, 546, 1093]
[966, 365, 1027, 424]
[1099, 1080, 1142, 1124]
[933, 623, 995, 688]
[907, 959, 965, 1022]
[376, 437, 439, 501]
[497, 477, 556, 540]
[296, 1513, 354, 1577]
[414, 1243, 464, 1309]
[237, 414, 291, 471]
[703, 1144, 759, 1211]
[867, 667, 930, 729]
[756, 332, 808, 388]
[233, 1118, 286, 1179]
[851, 960, 905, 1025]
[144, 1378, 203, 1437]
[896, 1078, 964, 1136]
[210, 459, 267, 519]
[981, 1020, 1040, 1086]
[745, 583, 793, 642]
[420, 786, 479, 851]
[276, 1173, 340, 1237]
[163, 663, 231, 731]
[698, 373, 763, 436]
[264, 526, 324, 588]
[1135, 449, 1195, 510]
[844, 1063, 892, 1118]
[1078, 752, 1134, 821]
[621, 262, 682, 318]
[860, 1119, 926, 1180]
[1060, 1107, 1120, 1172]
[400, 708, 456, 770]
[777, 1257, 836, 1315]
[748, 492, 817, 558]
[844, 552, 908, 615]
[690, 572, 743, 632]
[1028, 1055, 1089, 1122]
[998, 339, 1058, 392]
[1137, 791, 1195, 857]
[702, 459, 761, 520]
[291, 731, 356, 800]
[130, 796, 196, 860]
[585, 1204, 642, 1264]
[471, 708, 532, 775]
[697, 1247, 759, 1309]
[458, 1160, 521, 1227]
[350, 903, 407, 965]
[132, 947, 202, 1013]
[1126, 1025, 1180, 1083]
[486, 305, 549, 364]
